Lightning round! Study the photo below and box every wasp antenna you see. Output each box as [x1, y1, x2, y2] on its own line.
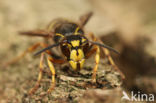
[34, 43, 60, 56]
[89, 41, 119, 54]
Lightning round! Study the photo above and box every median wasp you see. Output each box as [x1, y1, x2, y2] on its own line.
[6, 12, 125, 95]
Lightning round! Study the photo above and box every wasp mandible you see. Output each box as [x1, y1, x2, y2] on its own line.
[6, 12, 125, 95]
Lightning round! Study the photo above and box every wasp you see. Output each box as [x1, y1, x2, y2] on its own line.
[6, 12, 125, 95]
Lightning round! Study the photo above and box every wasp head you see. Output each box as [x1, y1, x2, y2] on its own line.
[60, 35, 89, 71]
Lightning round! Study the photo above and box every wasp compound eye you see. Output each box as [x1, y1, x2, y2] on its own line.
[60, 44, 70, 58]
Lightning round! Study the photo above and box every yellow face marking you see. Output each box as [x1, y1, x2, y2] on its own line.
[56, 33, 64, 37]
[62, 43, 72, 49]
[71, 40, 80, 47]
[67, 44, 72, 49]
[81, 38, 86, 43]
[74, 27, 80, 35]
[77, 49, 84, 61]
[80, 59, 85, 69]
[69, 60, 77, 70]
[69, 59, 85, 70]
[70, 49, 84, 61]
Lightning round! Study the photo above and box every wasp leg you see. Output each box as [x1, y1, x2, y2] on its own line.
[19, 30, 53, 38]
[29, 53, 45, 95]
[85, 47, 97, 59]
[85, 45, 100, 83]
[101, 47, 125, 79]
[47, 56, 56, 94]
[46, 56, 66, 94]
[92, 46, 100, 83]
[4, 42, 52, 66]
[79, 12, 93, 28]
[96, 37, 125, 79]
[87, 33, 125, 79]
[48, 57, 65, 64]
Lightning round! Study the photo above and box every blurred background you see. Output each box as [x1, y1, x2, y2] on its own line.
[0, 0, 155, 103]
